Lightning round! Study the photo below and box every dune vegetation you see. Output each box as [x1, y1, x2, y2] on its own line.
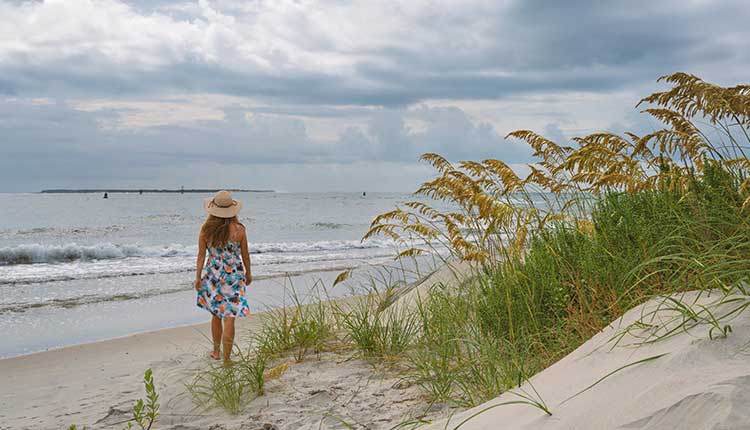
[358, 72, 750, 408]
[183, 73, 750, 426]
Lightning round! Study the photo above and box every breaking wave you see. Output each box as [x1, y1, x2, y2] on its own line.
[0, 239, 396, 266]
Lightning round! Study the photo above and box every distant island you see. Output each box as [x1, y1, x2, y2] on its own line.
[40, 188, 274, 194]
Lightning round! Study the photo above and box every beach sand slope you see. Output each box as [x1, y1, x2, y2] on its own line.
[0, 306, 453, 429]
[425, 290, 750, 430]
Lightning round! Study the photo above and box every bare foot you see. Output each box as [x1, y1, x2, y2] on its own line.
[222, 359, 234, 368]
[209, 351, 221, 360]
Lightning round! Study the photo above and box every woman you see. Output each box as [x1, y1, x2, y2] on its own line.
[195, 190, 252, 365]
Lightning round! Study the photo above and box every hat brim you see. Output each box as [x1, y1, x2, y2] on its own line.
[203, 198, 243, 218]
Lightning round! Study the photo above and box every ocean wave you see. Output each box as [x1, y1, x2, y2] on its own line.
[0, 243, 192, 265]
[252, 239, 392, 254]
[0, 239, 397, 266]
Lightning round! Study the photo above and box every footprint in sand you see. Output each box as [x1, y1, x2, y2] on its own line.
[93, 405, 131, 426]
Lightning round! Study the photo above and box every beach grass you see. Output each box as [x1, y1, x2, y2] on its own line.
[355, 73, 750, 411]
[185, 348, 267, 415]
[335, 293, 420, 360]
[253, 283, 335, 362]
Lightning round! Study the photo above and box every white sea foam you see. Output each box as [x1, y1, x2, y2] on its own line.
[0, 239, 397, 265]
[0, 243, 189, 264]
[0, 248, 401, 312]
[252, 239, 394, 254]
[0, 237, 412, 287]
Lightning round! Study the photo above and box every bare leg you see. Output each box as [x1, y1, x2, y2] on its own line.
[222, 317, 236, 364]
[210, 314, 222, 360]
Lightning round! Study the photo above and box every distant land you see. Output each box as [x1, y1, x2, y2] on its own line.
[40, 188, 274, 194]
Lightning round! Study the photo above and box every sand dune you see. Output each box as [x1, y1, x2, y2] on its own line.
[426, 290, 750, 430]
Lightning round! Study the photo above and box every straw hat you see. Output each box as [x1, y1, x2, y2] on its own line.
[203, 190, 243, 218]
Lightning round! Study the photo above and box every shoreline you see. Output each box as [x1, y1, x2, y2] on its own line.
[0, 263, 402, 359]
[0, 317, 218, 361]
[0, 311, 224, 364]
[1, 260, 453, 361]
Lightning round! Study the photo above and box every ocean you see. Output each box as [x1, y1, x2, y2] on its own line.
[0, 192, 433, 358]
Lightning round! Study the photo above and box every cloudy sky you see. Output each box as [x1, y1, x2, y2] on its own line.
[1, 0, 748, 192]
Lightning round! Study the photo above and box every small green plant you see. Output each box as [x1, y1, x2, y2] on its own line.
[125, 368, 160, 430]
[68, 369, 159, 430]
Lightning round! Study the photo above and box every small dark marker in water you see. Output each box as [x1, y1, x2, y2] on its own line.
[103, 192, 108, 199]
[363, 192, 366, 197]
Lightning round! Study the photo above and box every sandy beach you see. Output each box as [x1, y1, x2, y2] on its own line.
[0, 303, 455, 430]
[1, 315, 253, 429]
[0, 261, 467, 430]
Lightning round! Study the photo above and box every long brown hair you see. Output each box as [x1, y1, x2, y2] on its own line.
[201, 215, 242, 247]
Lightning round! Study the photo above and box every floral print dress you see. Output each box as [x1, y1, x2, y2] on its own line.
[197, 241, 250, 318]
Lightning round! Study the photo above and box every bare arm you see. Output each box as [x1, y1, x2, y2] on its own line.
[239, 226, 252, 285]
[194, 232, 207, 290]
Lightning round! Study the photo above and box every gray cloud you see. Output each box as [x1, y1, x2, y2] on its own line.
[0, 0, 748, 192]
[0, 99, 530, 191]
[1, 0, 748, 104]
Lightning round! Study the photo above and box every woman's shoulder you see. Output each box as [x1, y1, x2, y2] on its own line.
[230, 221, 246, 240]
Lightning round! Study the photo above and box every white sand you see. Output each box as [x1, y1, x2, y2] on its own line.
[0, 273, 463, 430]
[0, 309, 459, 429]
[0, 317, 237, 429]
[425, 290, 750, 430]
